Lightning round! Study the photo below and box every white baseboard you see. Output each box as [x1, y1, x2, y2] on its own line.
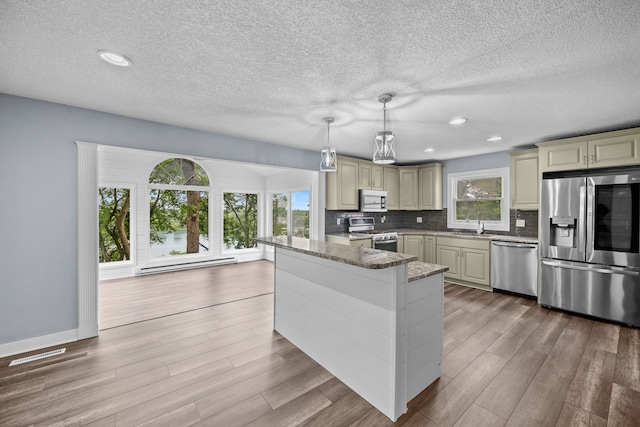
[0, 329, 79, 358]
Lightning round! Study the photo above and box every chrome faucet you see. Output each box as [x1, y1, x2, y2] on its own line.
[465, 212, 484, 234]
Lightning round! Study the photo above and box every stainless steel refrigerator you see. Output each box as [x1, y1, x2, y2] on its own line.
[540, 167, 640, 326]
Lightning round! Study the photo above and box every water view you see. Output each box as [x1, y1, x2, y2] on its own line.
[150, 231, 209, 257]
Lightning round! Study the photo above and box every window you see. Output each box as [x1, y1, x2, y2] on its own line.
[149, 158, 210, 257]
[448, 168, 509, 231]
[223, 193, 258, 250]
[99, 186, 132, 263]
[271, 190, 310, 238]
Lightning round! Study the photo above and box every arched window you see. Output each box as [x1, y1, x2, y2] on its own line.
[148, 158, 210, 257]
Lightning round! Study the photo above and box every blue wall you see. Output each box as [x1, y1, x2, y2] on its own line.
[0, 93, 318, 347]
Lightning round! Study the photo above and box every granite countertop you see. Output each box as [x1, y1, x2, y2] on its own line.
[326, 230, 537, 244]
[408, 261, 449, 282]
[395, 229, 538, 244]
[256, 236, 418, 269]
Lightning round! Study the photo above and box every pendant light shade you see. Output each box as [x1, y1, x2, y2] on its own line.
[373, 93, 396, 164]
[320, 117, 337, 172]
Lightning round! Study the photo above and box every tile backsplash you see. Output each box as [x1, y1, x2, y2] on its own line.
[325, 209, 538, 238]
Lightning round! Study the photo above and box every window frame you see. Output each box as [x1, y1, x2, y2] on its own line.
[269, 187, 311, 238]
[447, 167, 510, 231]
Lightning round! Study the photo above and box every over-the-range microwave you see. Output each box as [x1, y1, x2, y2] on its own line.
[359, 189, 387, 212]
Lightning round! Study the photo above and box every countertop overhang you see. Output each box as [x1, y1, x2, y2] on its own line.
[256, 236, 418, 269]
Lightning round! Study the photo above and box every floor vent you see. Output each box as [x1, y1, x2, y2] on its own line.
[9, 348, 66, 367]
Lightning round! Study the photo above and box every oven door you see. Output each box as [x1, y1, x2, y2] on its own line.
[373, 239, 397, 252]
[587, 174, 640, 267]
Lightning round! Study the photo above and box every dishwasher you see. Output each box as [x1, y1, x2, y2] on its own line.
[491, 241, 538, 297]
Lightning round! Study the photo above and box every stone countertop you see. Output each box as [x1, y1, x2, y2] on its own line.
[408, 261, 449, 282]
[256, 236, 418, 269]
[326, 230, 537, 244]
[396, 229, 538, 244]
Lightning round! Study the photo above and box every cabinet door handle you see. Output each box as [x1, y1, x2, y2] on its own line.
[583, 155, 587, 164]
[590, 154, 594, 164]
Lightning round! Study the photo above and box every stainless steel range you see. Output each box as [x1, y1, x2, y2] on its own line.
[348, 217, 398, 252]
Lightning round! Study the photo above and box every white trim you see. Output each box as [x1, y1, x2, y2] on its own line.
[447, 167, 510, 231]
[76, 141, 99, 339]
[0, 329, 78, 358]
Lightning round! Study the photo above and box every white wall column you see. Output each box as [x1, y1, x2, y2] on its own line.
[76, 141, 99, 339]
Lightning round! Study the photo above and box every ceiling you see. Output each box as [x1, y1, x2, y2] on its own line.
[2, 1, 640, 163]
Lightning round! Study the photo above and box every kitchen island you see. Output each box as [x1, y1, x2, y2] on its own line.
[256, 236, 448, 421]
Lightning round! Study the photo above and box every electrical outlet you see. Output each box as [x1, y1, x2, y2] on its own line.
[417, 217, 423, 223]
[337, 218, 341, 225]
[381, 216, 386, 223]
[516, 219, 525, 227]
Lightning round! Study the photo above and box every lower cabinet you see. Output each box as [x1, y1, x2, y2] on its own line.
[403, 235, 424, 262]
[424, 236, 436, 264]
[399, 234, 437, 264]
[350, 239, 372, 249]
[436, 237, 490, 289]
[326, 235, 372, 248]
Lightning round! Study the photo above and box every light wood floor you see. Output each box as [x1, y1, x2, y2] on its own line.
[1, 262, 639, 426]
[99, 261, 275, 329]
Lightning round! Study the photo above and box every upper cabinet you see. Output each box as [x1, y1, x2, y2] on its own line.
[359, 162, 384, 190]
[509, 148, 539, 210]
[398, 167, 419, 210]
[538, 128, 640, 173]
[418, 163, 443, 210]
[383, 166, 400, 210]
[326, 156, 359, 210]
[326, 156, 442, 211]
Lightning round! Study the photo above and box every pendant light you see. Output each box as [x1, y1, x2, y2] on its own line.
[320, 117, 337, 172]
[373, 93, 396, 164]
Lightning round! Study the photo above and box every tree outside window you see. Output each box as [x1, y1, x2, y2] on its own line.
[149, 158, 210, 256]
[99, 187, 131, 263]
[455, 177, 502, 221]
[271, 190, 309, 238]
[272, 193, 288, 237]
[448, 168, 509, 231]
[223, 193, 258, 250]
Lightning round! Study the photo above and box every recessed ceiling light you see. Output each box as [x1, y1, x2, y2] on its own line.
[487, 136, 502, 142]
[424, 148, 435, 152]
[449, 118, 467, 125]
[98, 50, 132, 67]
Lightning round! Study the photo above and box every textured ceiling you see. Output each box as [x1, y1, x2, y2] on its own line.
[2, 0, 640, 164]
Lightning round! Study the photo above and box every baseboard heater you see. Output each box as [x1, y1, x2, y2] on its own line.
[136, 257, 237, 275]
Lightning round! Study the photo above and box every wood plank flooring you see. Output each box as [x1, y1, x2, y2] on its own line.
[2, 262, 639, 426]
[99, 261, 274, 329]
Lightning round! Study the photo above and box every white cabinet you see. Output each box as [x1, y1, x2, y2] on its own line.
[538, 128, 640, 173]
[326, 156, 359, 210]
[383, 166, 399, 210]
[359, 162, 384, 190]
[400, 234, 436, 264]
[403, 235, 424, 262]
[418, 164, 443, 210]
[424, 236, 436, 264]
[326, 235, 371, 248]
[436, 236, 490, 289]
[399, 167, 418, 210]
[510, 149, 539, 210]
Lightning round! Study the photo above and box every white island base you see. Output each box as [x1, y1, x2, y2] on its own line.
[272, 247, 444, 422]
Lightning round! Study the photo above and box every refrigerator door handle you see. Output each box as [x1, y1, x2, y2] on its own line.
[578, 184, 587, 256]
[542, 259, 640, 276]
